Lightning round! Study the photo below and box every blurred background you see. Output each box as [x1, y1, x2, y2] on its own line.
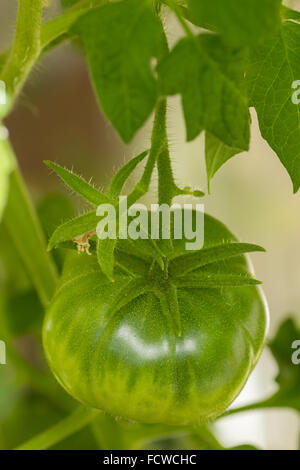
[0, 0, 299, 449]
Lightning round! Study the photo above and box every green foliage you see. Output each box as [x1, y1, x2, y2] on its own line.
[187, 0, 282, 46]
[205, 133, 241, 189]
[267, 318, 300, 412]
[202, 41, 248, 186]
[281, 5, 300, 21]
[41, 0, 108, 50]
[248, 21, 300, 192]
[227, 316, 300, 417]
[158, 34, 250, 148]
[3, 0, 300, 191]
[73, 0, 164, 142]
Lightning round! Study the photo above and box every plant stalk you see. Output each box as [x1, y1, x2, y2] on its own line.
[16, 406, 99, 450]
[221, 396, 282, 418]
[2, 138, 58, 307]
[0, 0, 43, 106]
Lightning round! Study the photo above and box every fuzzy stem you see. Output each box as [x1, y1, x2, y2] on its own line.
[156, 100, 175, 206]
[127, 98, 169, 207]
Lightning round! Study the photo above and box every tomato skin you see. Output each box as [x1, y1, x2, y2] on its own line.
[43, 212, 268, 425]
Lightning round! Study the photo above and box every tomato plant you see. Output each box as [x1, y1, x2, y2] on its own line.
[0, 0, 299, 451]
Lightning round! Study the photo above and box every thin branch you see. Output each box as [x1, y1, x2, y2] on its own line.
[16, 406, 99, 450]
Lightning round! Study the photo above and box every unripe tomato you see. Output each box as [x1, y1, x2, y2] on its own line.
[43, 211, 268, 425]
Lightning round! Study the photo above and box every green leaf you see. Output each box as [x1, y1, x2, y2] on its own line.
[0, 131, 15, 222]
[281, 6, 300, 21]
[45, 160, 110, 206]
[107, 150, 148, 200]
[48, 210, 98, 250]
[41, 0, 108, 50]
[72, 0, 164, 142]
[170, 242, 265, 277]
[267, 317, 300, 413]
[205, 133, 241, 190]
[203, 43, 248, 186]
[158, 34, 250, 148]
[177, 5, 213, 31]
[187, 0, 282, 46]
[248, 21, 300, 192]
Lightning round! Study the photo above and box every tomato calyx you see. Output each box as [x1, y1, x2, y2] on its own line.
[114, 240, 265, 286]
[98, 240, 265, 337]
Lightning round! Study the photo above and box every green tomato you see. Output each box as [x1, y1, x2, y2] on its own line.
[43, 210, 268, 425]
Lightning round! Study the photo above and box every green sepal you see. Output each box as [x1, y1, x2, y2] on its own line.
[156, 282, 182, 337]
[169, 242, 265, 277]
[115, 250, 149, 277]
[174, 274, 262, 288]
[48, 210, 98, 250]
[105, 276, 154, 317]
[107, 150, 148, 200]
[45, 160, 109, 206]
[96, 238, 117, 281]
